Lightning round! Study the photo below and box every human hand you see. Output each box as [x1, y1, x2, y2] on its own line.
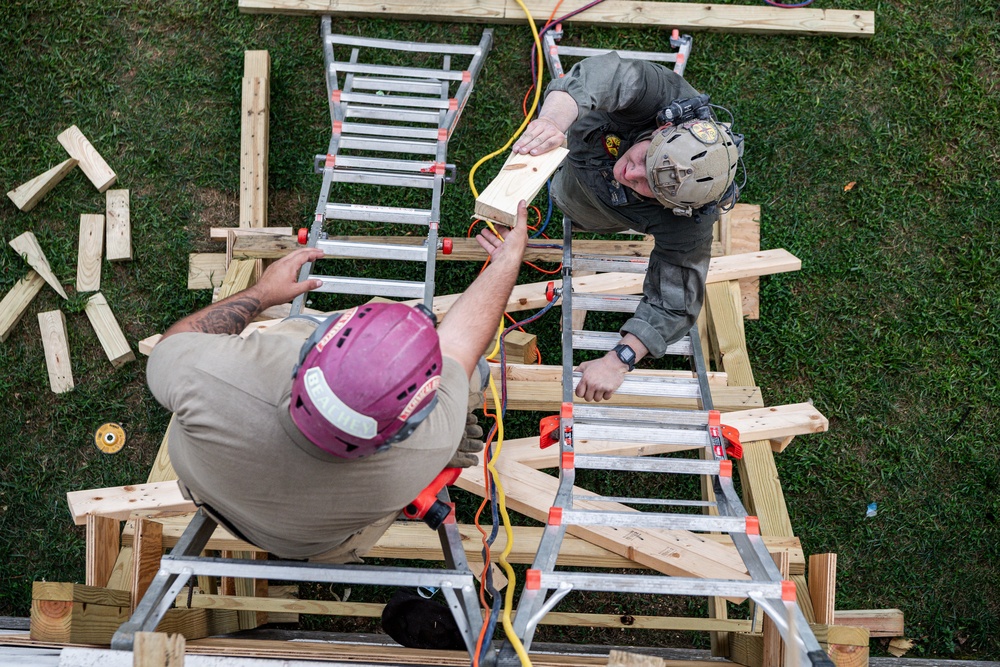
[447, 412, 485, 468]
[252, 247, 325, 308]
[512, 117, 567, 155]
[574, 354, 629, 402]
[475, 201, 528, 264]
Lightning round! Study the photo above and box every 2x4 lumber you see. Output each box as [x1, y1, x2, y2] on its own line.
[500, 330, 537, 364]
[133, 632, 185, 667]
[84, 292, 136, 367]
[30, 582, 130, 644]
[458, 456, 751, 587]
[37, 310, 74, 393]
[834, 609, 904, 638]
[77, 213, 104, 292]
[131, 519, 164, 613]
[66, 480, 193, 525]
[86, 515, 120, 588]
[57, 125, 117, 192]
[105, 189, 132, 261]
[730, 625, 869, 667]
[220, 551, 268, 629]
[475, 148, 569, 226]
[213, 259, 257, 302]
[6, 158, 78, 211]
[761, 551, 790, 667]
[139, 333, 163, 356]
[724, 204, 761, 319]
[240, 50, 270, 229]
[238, 0, 875, 37]
[491, 362, 728, 386]
[809, 553, 837, 625]
[188, 253, 228, 289]
[9, 231, 68, 298]
[0, 270, 46, 342]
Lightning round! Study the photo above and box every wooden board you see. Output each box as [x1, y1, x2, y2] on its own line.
[131, 519, 163, 613]
[6, 158, 77, 212]
[138, 333, 163, 356]
[809, 552, 837, 625]
[723, 204, 761, 319]
[8, 231, 68, 299]
[475, 148, 569, 226]
[213, 259, 257, 302]
[30, 582, 130, 644]
[76, 214, 104, 292]
[84, 293, 135, 367]
[0, 270, 45, 342]
[238, 0, 875, 37]
[57, 125, 117, 192]
[66, 480, 192, 525]
[133, 632, 185, 667]
[105, 189, 132, 261]
[240, 51, 270, 229]
[85, 515, 120, 588]
[188, 253, 228, 289]
[834, 609, 904, 638]
[36, 310, 74, 393]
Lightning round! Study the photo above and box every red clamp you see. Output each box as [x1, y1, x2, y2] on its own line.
[539, 415, 559, 449]
[721, 424, 743, 460]
[403, 467, 461, 529]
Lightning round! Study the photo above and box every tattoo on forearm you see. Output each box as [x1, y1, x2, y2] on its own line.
[187, 295, 263, 335]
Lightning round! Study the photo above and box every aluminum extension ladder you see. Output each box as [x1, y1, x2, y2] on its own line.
[113, 22, 496, 661]
[542, 23, 693, 79]
[291, 17, 493, 314]
[493, 218, 835, 667]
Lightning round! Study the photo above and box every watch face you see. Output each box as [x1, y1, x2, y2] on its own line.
[615, 344, 636, 367]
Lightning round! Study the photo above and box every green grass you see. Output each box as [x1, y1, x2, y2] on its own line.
[1, 0, 998, 660]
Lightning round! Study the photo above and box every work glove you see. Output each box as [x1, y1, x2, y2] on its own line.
[447, 412, 485, 468]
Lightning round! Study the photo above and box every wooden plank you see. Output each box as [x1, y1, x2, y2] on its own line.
[490, 362, 728, 386]
[188, 253, 228, 289]
[66, 480, 192, 525]
[238, 0, 875, 37]
[475, 148, 569, 226]
[57, 125, 117, 192]
[490, 379, 763, 412]
[32, 582, 131, 606]
[6, 158, 78, 211]
[30, 597, 128, 644]
[809, 553, 837, 625]
[76, 214, 104, 292]
[131, 519, 164, 612]
[211, 225, 292, 241]
[0, 270, 46, 342]
[220, 551, 268, 629]
[155, 608, 240, 640]
[240, 51, 270, 229]
[147, 417, 178, 483]
[133, 632, 185, 667]
[105, 189, 132, 261]
[86, 515, 120, 588]
[213, 259, 257, 302]
[833, 609, 904, 638]
[84, 292, 135, 367]
[36, 310, 74, 393]
[106, 546, 135, 591]
[761, 551, 790, 667]
[139, 333, 163, 356]
[724, 204, 761, 319]
[9, 231, 68, 299]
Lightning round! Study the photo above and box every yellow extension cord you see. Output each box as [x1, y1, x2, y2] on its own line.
[472, 6, 546, 657]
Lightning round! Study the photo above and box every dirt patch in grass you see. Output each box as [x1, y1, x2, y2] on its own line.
[190, 187, 238, 249]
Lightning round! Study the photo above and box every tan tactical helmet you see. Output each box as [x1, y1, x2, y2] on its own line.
[645, 118, 740, 216]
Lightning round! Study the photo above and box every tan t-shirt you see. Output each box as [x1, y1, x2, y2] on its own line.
[146, 324, 469, 559]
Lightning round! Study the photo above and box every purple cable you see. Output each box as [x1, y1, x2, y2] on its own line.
[763, 0, 815, 7]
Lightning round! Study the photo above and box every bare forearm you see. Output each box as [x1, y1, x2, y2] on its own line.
[162, 287, 266, 339]
[537, 91, 579, 131]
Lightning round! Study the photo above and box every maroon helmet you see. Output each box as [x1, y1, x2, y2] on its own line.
[289, 303, 442, 459]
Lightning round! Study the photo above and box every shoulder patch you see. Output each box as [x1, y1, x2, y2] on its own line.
[603, 134, 622, 158]
[687, 120, 719, 145]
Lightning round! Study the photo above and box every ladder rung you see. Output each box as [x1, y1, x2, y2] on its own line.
[324, 203, 433, 226]
[572, 293, 641, 313]
[534, 572, 781, 598]
[337, 90, 453, 110]
[553, 45, 681, 63]
[327, 154, 442, 174]
[329, 170, 437, 190]
[573, 254, 649, 274]
[315, 240, 429, 262]
[573, 331, 693, 356]
[332, 61, 468, 83]
[573, 372, 702, 399]
[309, 275, 426, 299]
[576, 495, 717, 508]
[574, 404, 710, 426]
[328, 33, 486, 57]
[337, 136, 439, 156]
[350, 76, 446, 96]
[339, 122, 442, 141]
[573, 422, 709, 445]
[561, 509, 747, 533]
[573, 454, 719, 474]
[345, 106, 442, 125]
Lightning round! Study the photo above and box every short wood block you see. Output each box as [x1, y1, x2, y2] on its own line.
[57, 125, 117, 192]
[0, 270, 45, 342]
[37, 310, 74, 393]
[106, 189, 132, 261]
[9, 230, 68, 299]
[131, 519, 164, 612]
[30, 582, 130, 644]
[502, 330, 538, 364]
[77, 213, 105, 292]
[474, 148, 568, 226]
[86, 515, 121, 588]
[809, 552, 837, 624]
[6, 158, 78, 211]
[138, 333, 163, 356]
[84, 292, 136, 367]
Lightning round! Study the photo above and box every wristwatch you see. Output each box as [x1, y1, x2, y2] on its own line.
[612, 343, 637, 371]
